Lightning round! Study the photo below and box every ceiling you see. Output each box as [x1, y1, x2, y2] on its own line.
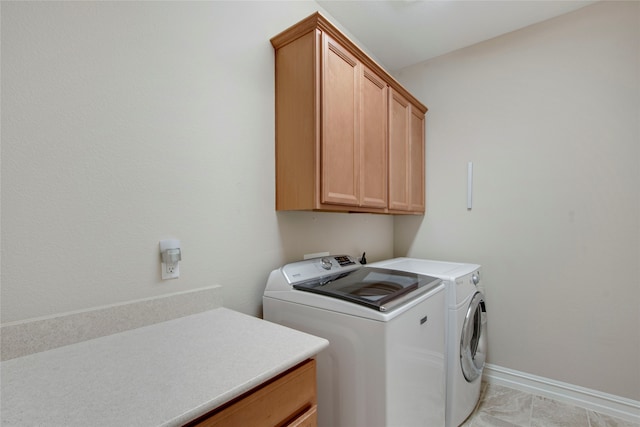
[316, 0, 598, 71]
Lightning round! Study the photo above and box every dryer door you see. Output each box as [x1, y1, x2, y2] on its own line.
[460, 291, 487, 382]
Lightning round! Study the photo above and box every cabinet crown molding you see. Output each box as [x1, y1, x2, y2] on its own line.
[271, 12, 427, 115]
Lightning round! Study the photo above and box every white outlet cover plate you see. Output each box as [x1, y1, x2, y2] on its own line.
[161, 262, 180, 280]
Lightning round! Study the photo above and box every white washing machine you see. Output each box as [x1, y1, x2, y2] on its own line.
[263, 255, 446, 427]
[371, 258, 487, 427]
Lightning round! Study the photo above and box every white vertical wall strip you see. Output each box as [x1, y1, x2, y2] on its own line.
[467, 161, 473, 210]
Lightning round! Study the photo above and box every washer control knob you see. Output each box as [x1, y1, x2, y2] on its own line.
[321, 257, 333, 270]
[472, 273, 480, 285]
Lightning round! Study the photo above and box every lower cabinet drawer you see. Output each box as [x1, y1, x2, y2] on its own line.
[288, 404, 317, 427]
[187, 359, 317, 427]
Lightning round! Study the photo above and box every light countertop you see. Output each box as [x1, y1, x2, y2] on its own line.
[1, 307, 329, 427]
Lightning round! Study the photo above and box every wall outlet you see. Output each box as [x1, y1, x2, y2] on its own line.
[160, 239, 181, 280]
[162, 261, 180, 280]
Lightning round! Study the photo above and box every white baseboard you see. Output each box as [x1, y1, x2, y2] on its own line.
[483, 364, 640, 424]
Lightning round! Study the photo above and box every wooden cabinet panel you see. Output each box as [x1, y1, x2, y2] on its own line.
[389, 89, 410, 211]
[187, 359, 317, 427]
[274, 31, 318, 211]
[409, 108, 425, 212]
[389, 89, 425, 213]
[360, 66, 388, 209]
[321, 34, 360, 206]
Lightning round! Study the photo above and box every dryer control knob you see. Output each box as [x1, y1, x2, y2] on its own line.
[321, 257, 333, 270]
[472, 273, 480, 285]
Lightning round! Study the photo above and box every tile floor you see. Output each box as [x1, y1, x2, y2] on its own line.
[461, 383, 640, 427]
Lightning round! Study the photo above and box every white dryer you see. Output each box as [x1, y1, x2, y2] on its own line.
[371, 257, 487, 427]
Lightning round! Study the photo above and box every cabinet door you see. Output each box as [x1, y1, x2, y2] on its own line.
[409, 108, 425, 212]
[321, 33, 360, 206]
[389, 89, 425, 213]
[388, 89, 410, 211]
[360, 66, 388, 209]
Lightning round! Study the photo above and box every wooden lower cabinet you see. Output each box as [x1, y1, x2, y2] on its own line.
[185, 359, 317, 427]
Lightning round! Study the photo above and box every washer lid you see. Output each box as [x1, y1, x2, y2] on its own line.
[293, 267, 441, 312]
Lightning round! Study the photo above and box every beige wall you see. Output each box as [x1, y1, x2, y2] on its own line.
[1, 1, 393, 323]
[3, 0, 638, 404]
[394, 1, 639, 401]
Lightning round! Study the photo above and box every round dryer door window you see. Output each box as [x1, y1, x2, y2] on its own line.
[460, 291, 487, 382]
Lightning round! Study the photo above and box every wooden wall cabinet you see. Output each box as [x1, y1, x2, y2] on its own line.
[272, 12, 426, 214]
[388, 89, 425, 213]
[186, 359, 317, 427]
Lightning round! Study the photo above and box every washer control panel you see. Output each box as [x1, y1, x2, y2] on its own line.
[282, 255, 360, 284]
